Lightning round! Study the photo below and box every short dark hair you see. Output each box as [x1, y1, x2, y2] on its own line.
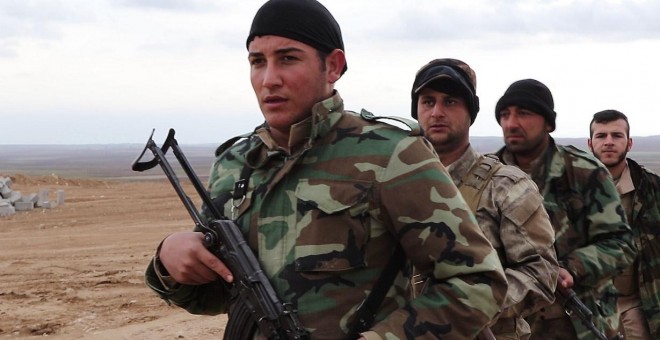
[316, 50, 329, 72]
[590, 109, 630, 137]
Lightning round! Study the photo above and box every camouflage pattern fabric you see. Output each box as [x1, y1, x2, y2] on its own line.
[145, 92, 507, 339]
[449, 146, 558, 339]
[496, 138, 636, 339]
[626, 158, 660, 338]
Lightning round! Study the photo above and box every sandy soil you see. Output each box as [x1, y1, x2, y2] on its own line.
[0, 174, 228, 339]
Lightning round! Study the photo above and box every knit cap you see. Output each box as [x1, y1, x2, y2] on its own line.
[495, 79, 556, 132]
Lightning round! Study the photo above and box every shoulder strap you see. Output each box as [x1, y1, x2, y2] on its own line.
[347, 245, 406, 338]
[215, 126, 264, 157]
[458, 155, 502, 213]
[358, 109, 422, 136]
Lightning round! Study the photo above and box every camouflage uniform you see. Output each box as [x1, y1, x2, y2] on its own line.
[615, 158, 660, 338]
[496, 138, 636, 339]
[146, 92, 507, 339]
[448, 146, 558, 339]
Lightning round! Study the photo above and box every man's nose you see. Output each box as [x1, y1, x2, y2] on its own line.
[261, 64, 281, 88]
[430, 104, 445, 117]
[502, 115, 519, 130]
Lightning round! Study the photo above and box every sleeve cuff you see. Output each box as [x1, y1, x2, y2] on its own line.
[153, 255, 181, 291]
[153, 239, 181, 291]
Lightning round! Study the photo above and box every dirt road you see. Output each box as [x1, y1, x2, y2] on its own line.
[0, 174, 228, 339]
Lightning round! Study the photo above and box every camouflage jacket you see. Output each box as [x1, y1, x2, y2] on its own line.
[146, 92, 507, 339]
[625, 158, 660, 338]
[496, 138, 636, 339]
[448, 146, 558, 336]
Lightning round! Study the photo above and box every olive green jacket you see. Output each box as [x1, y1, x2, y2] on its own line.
[497, 138, 636, 339]
[626, 158, 660, 338]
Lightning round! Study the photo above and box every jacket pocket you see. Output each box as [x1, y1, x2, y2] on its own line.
[293, 179, 371, 272]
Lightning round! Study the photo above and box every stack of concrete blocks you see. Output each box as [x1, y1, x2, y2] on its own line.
[0, 177, 17, 217]
[0, 176, 65, 217]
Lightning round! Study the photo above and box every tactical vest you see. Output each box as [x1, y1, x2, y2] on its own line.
[457, 154, 503, 213]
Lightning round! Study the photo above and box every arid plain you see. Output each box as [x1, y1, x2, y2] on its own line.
[1, 144, 227, 339]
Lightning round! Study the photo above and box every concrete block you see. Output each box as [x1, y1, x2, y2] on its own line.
[0, 185, 10, 198]
[21, 193, 38, 203]
[0, 177, 11, 189]
[37, 189, 50, 207]
[0, 176, 11, 185]
[42, 200, 59, 209]
[14, 201, 34, 211]
[0, 203, 15, 217]
[56, 190, 65, 205]
[0, 177, 12, 198]
[8, 191, 21, 204]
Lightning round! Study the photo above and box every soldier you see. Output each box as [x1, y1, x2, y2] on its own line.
[493, 79, 636, 339]
[410, 59, 559, 340]
[588, 109, 660, 339]
[144, 0, 507, 339]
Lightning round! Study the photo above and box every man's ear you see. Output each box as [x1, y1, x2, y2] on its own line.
[627, 138, 633, 152]
[326, 49, 346, 84]
[587, 138, 594, 152]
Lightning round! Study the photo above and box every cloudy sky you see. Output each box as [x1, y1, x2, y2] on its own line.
[1, 0, 659, 145]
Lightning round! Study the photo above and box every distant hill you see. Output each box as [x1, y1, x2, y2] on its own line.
[2, 135, 660, 180]
[471, 135, 660, 154]
[0, 143, 218, 180]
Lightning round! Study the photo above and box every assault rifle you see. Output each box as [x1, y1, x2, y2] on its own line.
[557, 287, 622, 340]
[132, 129, 309, 340]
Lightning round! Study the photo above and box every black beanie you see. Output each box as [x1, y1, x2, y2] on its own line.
[246, 0, 347, 75]
[411, 58, 479, 125]
[495, 79, 556, 132]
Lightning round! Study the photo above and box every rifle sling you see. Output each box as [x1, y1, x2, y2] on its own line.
[347, 245, 406, 338]
[233, 164, 253, 200]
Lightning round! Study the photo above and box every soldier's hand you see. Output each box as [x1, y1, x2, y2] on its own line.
[159, 231, 234, 285]
[557, 267, 574, 289]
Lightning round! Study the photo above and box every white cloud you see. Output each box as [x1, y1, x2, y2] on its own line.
[1, 0, 659, 145]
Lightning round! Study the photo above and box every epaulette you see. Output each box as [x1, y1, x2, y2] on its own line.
[215, 131, 253, 157]
[560, 144, 602, 166]
[562, 144, 590, 156]
[358, 109, 422, 136]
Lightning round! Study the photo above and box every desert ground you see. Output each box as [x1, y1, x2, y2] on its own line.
[0, 173, 228, 339]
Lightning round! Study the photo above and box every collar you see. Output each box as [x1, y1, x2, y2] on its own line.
[244, 91, 345, 167]
[615, 161, 634, 195]
[499, 137, 556, 192]
[500, 144, 547, 175]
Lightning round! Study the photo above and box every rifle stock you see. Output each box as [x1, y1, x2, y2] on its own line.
[133, 129, 309, 340]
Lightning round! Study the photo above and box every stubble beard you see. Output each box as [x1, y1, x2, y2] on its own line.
[595, 149, 628, 168]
